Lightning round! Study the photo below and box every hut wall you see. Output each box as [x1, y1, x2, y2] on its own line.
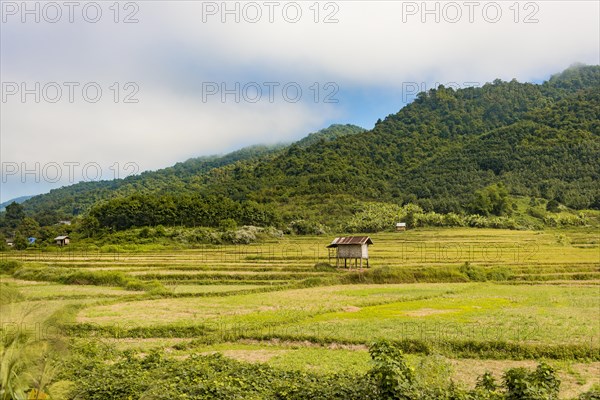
[338, 244, 363, 258]
[361, 244, 369, 259]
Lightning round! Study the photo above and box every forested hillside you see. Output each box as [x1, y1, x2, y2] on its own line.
[3, 65, 599, 233]
[0, 195, 33, 212]
[16, 124, 365, 224]
[203, 65, 599, 214]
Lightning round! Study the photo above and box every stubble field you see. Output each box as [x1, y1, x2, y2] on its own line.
[1, 228, 599, 398]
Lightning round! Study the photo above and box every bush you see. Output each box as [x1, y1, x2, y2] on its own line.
[546, 199, 560, 213]
[56, 338, 573, 399]
[544, 213, 587, 227]
[218, 226, 283, 244]
[288, 219, 328, 235]
[578, 386, 600, 399]
[368, 340, 416, 399]
[138, 226, 151, 238]
[527, 207, 546, 219]
[413, 354, 453, 396]
[472, 371, 503, 399]
[218, 218, 238, 231]
[14, 235, 28, 250]
[345, 202, 402, 232]
[504, 363, 560, 400]
[221, 227, 257, 244]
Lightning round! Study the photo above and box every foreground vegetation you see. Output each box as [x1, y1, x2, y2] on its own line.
[51, 340, 589, 399]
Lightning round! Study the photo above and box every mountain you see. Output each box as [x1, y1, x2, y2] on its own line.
[295, 124, 366, 147]
[0, 196, 34, 212]
[5, 65, 599, 231]
[190, 65, 599, 215]
[17, 124, 365, 224]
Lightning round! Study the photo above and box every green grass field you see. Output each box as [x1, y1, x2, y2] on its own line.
[1, 228, 599, 398]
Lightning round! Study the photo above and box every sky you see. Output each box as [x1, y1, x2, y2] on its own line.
[1, 0, 599, 202]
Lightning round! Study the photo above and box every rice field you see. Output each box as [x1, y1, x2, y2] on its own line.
[1, 228, 599, 397]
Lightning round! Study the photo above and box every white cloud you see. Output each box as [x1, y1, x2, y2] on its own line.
[1, 0, 598, 201]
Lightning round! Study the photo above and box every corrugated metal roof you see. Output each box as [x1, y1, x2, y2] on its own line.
[327, 236, 373, 247]
[54, 236, 69, 240]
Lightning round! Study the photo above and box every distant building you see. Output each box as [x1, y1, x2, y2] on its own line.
[396, 222, 406, 231]
[327, 236, 373, 268]
[58, 220, 72, 226]
[5, 239, 14, 247]
[54, 235, 70, 246]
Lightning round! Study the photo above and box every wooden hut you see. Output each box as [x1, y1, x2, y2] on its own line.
[54, 235, 70, 246]
[396, 222, 406, 231]
[327, 236, 373, 268]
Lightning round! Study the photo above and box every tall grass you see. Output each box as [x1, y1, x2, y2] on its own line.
[12, 265, 170, 293]
[0, 288, 61, 400]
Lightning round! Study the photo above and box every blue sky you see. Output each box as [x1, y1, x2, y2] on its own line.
[1, 0, 599, 202]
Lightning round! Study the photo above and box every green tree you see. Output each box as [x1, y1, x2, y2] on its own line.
[470, 183, 513, 216]
[78, 215, 100, 238]
[5, 202, 25, 229]
[13, 234, 28, 250]
[16, 217, 40, 238]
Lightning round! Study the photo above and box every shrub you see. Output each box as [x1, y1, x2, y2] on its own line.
[218, 218, 238, 231]
[578, 386, 600, 399]
[546, 199, 560, 213]
[56, 338, 573, 399]
[472, 371, 503, 399]
[476, 371, 498, 392]
[503, 363, 560, 400]
[413, 354, 453, 396]
[345, 202, 402, 232]
[138, 227, 151, 238]
[221, 227, 257, 244]
[368, 340, 416, 399]
[528, 207, 546, 219]
[288, 219, 329, 235]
